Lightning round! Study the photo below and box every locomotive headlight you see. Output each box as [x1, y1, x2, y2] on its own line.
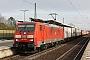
[24, 32, 26, 34]
[16, 39, 19, 41]
[30, 39, 33, 41]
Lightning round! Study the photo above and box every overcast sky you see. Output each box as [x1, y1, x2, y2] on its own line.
[0, 0, 90, 30]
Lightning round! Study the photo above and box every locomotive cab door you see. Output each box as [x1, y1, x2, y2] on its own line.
[40, 25, 44, 43]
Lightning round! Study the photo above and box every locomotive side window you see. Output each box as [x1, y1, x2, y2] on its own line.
[40, 25, 42, 31]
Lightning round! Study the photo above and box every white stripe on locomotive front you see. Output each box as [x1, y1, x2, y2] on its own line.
[15, 35, 21, 38]
[27, 35, 34, 38]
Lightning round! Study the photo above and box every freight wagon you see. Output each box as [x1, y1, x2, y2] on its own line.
[0, 30, 14, 40]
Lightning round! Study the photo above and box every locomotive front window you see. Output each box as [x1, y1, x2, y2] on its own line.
[18, 24, 35, 31]
[18, 24, 26, 31]
[27, 24, 34, 31]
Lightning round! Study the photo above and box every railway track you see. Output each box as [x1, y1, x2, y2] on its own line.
[1, 35, 89, 60]
[1, 44, 67, 60]
[0, 54, 25, 60]
[56, 36, 90, 60]
[26, 35, 89, 60]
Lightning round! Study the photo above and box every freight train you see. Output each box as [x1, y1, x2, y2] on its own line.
[13, 18, 88, 53]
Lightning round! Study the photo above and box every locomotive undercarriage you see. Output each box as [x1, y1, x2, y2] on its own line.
[13, 42, 36, 53]
[13, 35, 82, 53]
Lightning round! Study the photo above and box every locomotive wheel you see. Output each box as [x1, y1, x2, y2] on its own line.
[41, 44, 48, 50]
[36, 47, 41, 52]
[55, 41, 58, 46]
[45, 44, 48, 49]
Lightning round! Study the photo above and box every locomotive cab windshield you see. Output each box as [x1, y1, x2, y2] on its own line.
[17, 24, 35, 31]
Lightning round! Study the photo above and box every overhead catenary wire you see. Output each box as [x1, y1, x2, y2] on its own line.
[67, 0, 84, 20]
[22, 0, 64, 21]
[68, 0, 88, 29]
[76, 0, 88, 29]
[77, 0, 86, 18]
[22, 0, 85, 24]
[42, 0, 85, 24]
[22, 0, 51, 13]
[41, 0, 67, 23]
[22, 0, 57, 20]
[77, 0, 90, 29]
[42, 0, 64, 17]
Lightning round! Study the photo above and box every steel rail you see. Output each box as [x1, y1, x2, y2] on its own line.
[56, 37, 88, 60]
[73, 37, 90, 60]
[21, 44, 67, 60]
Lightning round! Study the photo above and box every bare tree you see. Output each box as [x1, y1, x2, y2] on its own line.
[8, 17, 16, 26]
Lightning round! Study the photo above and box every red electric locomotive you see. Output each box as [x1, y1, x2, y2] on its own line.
[13, 18, 64, 53]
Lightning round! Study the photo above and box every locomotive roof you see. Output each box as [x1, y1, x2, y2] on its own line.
[30, 18, 73, 28]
